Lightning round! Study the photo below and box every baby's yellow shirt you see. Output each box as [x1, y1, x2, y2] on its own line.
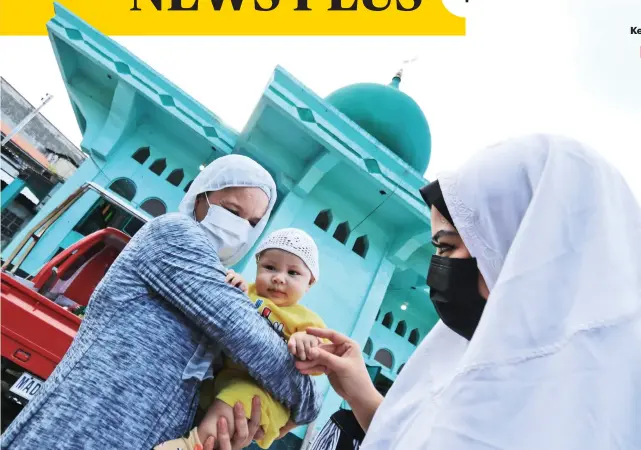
[245, 283, 326, 341]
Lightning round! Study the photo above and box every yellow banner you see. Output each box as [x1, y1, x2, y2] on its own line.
[0, 0, 464, 36]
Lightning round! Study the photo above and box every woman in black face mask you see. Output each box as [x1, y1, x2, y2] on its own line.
[419, 180, 489, 341]
[296, 134, 641, 450]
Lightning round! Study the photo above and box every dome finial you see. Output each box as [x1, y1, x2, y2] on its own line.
[390, 68, 403, 88]
[390, 56, 418, 89]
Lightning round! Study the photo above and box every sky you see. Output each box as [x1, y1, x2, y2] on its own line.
[1, 0, 640, 198]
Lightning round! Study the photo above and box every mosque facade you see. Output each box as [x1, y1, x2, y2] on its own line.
[2, 3, 439, 447]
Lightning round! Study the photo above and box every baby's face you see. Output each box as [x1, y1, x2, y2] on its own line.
[255, 249, 313, 306]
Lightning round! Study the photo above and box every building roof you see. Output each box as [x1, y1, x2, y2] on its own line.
[0, 77, 86, 167]
[46, 3, 237, 162]
[0, 121, 50, 168]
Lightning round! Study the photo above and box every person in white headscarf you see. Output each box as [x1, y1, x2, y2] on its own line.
[1, 155, 323, 450]
[178, 155, 276, 267]
[296, 134, 641, 450]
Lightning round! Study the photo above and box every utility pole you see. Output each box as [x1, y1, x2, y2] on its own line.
[1, 93, 54, 147]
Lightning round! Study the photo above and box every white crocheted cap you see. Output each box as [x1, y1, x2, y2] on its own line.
[255, 228, 319, 281]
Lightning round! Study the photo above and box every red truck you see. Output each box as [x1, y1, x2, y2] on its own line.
[1, 182, 151, 431]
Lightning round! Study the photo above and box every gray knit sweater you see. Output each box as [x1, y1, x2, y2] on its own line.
[1, 213, 321, 449]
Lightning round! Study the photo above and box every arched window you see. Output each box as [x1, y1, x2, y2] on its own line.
[363, 338, 373, 356]
[397, 364, 405, 374]
[166, 169, 184, 187]
[314, 209, 332, 231]
[382, 312, 394, 329]
[184, 180, 193, 193]
[140, 198, 167, 217]
[395, 320, 407, 337]
[149, 158, 167, 176]
[409, 329, 420, 346]
[132, 147, 150, 164]
[333, 221, 350, 244]
[352, 235, 369, 258]
[108, 178, 136, 201]
[374, 349, 393, 369]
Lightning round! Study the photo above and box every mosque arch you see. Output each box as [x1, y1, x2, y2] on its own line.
[382, 312, 394, 329]
[333, 221, 351, 244]
[374, 349, 394, 369]
[409, 328, 420, 346]
[149, 158, 167, 175]
[166, 169, 184, 187]
[395, 320, 407, 337]
[140, 198, 167, 217]
[363, 338, 373, 356]
[352, 235, 369, 258]
[108, 178, 136, 201]
[314, 209, 333, 231]
[132, 147, 150, 164]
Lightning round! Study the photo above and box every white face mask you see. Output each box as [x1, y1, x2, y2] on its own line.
[199, 198, 252, 266]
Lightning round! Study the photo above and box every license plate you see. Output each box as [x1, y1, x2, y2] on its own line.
[9, 372, 44, 401]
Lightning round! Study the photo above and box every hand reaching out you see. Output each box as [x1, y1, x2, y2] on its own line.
[294, 328, 377, 405]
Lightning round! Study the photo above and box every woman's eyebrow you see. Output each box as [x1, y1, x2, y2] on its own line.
[431, 230, 459, 243]
[223, 199, 259, 224]
[222, 199, 242, 213]
[225, 199, 262, 224]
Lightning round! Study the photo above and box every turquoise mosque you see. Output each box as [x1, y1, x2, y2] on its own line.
[2, 3, 439, 447]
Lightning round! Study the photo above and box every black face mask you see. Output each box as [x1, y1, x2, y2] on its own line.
[426, 255, 486, 341]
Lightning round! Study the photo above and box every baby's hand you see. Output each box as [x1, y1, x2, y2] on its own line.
[288, 331, 322, 361]
[225, 269, 248, 294]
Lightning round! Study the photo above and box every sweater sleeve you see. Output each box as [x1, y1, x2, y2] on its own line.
[133, 214, 322, 424]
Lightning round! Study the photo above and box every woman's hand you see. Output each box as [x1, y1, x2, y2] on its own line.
[203, 396, 264, 450]
[294, 328, 383, 431]
[277, 419, 297, 439]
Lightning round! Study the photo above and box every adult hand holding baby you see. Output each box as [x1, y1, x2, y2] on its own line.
[202, 397, 264, 450]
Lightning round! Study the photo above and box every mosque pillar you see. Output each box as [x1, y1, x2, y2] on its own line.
[1, 175, 27, 212]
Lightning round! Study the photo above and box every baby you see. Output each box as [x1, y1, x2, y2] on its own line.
[156, 228, 325, 450]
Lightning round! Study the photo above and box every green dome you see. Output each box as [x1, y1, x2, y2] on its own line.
[325, 75, 431, 173]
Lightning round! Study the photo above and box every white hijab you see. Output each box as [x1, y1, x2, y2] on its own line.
[178, 154, 277, 266]
[362, 135, 641, 449]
